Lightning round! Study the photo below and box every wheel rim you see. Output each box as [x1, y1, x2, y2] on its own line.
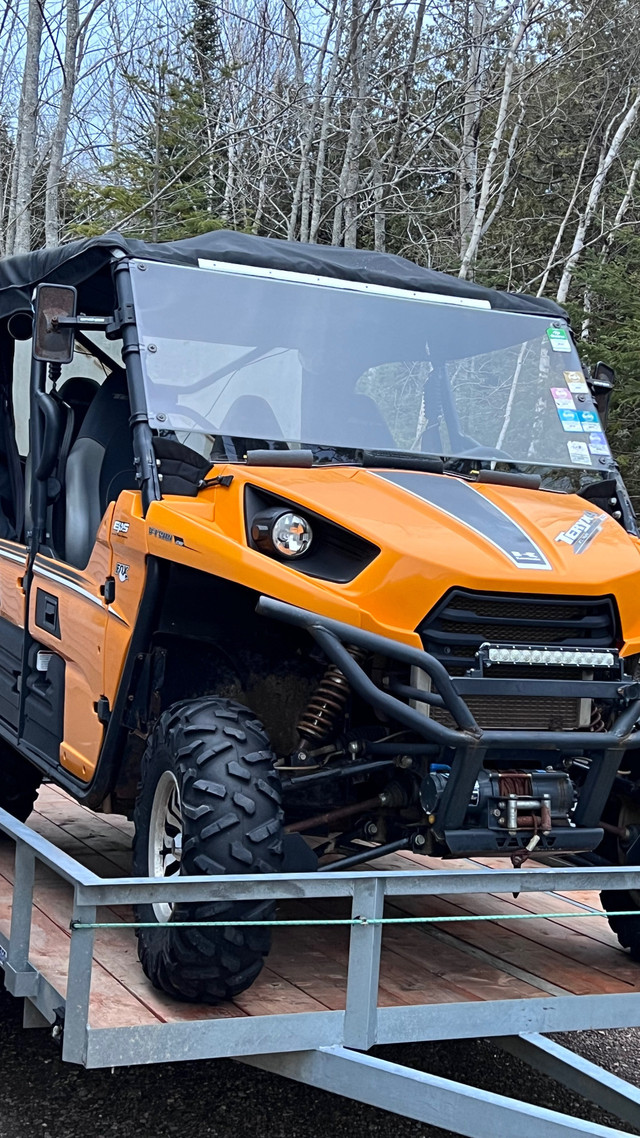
[148, 769, 183, 923]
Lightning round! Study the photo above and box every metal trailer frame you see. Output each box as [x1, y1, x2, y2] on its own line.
[4, 806, 640, 1137]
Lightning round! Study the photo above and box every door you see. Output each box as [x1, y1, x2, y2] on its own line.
[26, 504, 115, 778]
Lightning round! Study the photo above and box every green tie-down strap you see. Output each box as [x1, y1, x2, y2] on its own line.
[70, 907, 637, 931]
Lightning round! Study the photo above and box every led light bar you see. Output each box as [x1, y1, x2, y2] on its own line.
[485, 646, 617, 668]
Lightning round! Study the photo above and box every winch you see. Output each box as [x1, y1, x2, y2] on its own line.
[420, 768, 576, 836]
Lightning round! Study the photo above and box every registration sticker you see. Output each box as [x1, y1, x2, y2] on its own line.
[567, 440, 592, 465]
[551, 387, 575, 409]
[588, 432, 611, 456]
[564, 370, 589, 393]
[578, 409, 600, 432]
[557, 408, 583, 432]
[547, 326, 572, 353]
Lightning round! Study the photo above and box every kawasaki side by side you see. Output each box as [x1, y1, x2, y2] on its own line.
[0, 230, 639, 1002]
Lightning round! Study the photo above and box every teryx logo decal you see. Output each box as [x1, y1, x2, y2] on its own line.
[376, 471, 551, 571]
[555, 511, 604, 554]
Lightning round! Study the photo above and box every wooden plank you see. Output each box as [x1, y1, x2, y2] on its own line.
[434, 889, 640, 989]
[281, 898, 495, 1009]
[9, 802, 326, 1022]
[380, 904, 545, 1001]
[386, 890, 633, 996]
[28, 810, 131, 877]
[41, 783, 135, 840]
[0, 873, 159, 1029]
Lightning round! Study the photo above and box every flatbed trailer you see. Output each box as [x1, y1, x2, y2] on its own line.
[3, 789, 640, 1136]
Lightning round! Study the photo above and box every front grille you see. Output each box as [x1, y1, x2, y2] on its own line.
[434, 696, 581, 731]
[418, 589, 619, 731]
[418, 590, 619, 676]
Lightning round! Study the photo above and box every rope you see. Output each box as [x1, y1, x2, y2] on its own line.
[70, 907, 640, 931]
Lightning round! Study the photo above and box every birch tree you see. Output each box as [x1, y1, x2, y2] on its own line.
[556, 91, 640, 303]
[7, 0, 45, 254]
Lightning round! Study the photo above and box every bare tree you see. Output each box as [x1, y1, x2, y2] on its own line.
[8, 0, 45, 254]
[556, 91, 640, 303]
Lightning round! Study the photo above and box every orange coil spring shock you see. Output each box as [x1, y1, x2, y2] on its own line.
[297, 648, 366, 746]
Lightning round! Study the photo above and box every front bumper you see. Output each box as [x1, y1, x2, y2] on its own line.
[257, 595, 640, 847]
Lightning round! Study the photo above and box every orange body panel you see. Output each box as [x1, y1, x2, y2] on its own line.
[28, 507, 114, 778]
[0, 538, 27, 628]
[38, 466, 640, 784]
[146, 465, 640, 652]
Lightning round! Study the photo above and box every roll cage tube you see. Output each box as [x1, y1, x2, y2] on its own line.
[111, 257, 161, 512]
[255, 595, 640, 753]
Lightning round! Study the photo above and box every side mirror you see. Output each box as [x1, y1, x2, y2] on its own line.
[33, 283, 77, 364]
[589, 361, 616, 429]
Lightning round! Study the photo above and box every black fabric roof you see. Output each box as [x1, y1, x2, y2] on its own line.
[0, 229, 567, 322]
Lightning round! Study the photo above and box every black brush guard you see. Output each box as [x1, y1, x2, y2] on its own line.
[257, 596, 640, 856]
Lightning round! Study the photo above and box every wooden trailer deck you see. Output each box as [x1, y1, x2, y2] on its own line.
[1, 784, 639, 1032]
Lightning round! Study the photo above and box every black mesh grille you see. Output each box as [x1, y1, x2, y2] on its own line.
[433, 696, 581, 731]
[418, 589, 619, 676]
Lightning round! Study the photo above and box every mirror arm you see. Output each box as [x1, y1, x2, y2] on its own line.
[52, 315, 110, 332]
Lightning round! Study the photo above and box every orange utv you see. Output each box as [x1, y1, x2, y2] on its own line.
[0, 230, 639, 1002]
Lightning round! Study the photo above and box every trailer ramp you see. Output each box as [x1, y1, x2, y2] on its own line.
[2, 788, 640, 1136]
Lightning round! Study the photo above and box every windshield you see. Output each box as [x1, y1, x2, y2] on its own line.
[130, 259, 612, 473]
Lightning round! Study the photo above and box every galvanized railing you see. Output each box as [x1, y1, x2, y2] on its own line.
[4, 804, 640, 1069]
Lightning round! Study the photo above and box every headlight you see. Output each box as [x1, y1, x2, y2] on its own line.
[251, 509, 313, 559]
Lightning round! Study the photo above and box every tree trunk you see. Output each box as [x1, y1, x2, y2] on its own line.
[45, 0, 80, 247]
[8, 0, 45, 255]
[309, 7, 344, 243]
[459, 2, 536, 279]
[458, 0, 487, 265]
[556, 92, 640, 304]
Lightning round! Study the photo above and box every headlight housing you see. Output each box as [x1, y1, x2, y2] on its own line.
[246, 486, 379, 580]
[252, 508, 313, 559]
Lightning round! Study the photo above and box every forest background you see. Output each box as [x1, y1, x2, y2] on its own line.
[1, 0, 639, 495]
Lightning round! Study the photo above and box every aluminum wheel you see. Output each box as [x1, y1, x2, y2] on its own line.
[148, 769, 183, 922]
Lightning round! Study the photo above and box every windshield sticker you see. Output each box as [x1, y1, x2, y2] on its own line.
[588, 432, 611, 456]
[376, 471, 551, 571]
[547, 326, 572, 353]
[551, 387, 575, 409]
[557, 408, 583, 432]
[564, 370, 589, 393]
[567, 440, 592, 465]
[555, 511, 604, 553]
[578, 409, 600, 432]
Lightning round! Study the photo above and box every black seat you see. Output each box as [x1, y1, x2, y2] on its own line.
[220, 395, 285, 440]
[57, 376, 100, 449]
[343, 394, 395, 449]
[215, 394, 287, 459]
[25, 375, 102, 551]
[65, 372, 135, 568]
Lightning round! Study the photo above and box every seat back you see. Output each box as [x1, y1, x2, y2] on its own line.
[25, 377, 104, 554]
[65, 372, 135, 568]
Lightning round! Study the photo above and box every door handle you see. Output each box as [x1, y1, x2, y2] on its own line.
[35, 589, 60, 639]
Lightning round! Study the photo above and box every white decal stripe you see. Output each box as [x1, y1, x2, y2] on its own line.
[0, 546, 27, 566]
[376, 471, 552, 571]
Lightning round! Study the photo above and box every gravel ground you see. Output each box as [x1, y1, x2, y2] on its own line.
[1, 988, 640, 1137]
